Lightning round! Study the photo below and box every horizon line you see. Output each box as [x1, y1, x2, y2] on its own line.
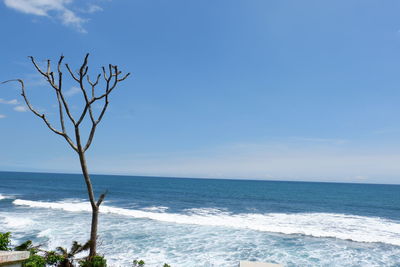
[1, 169, 399, 186]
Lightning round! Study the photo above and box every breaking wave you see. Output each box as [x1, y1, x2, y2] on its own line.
[13, 198, 400, 246]
[0, 194, 14, 200]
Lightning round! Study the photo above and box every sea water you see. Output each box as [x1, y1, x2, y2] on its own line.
[0, 171, 399, 266]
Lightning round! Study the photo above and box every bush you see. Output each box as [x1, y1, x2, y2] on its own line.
[79, 255, 107, 267]
[23, 254, 46, 267]
[0, 232, 11, 250]
[133, 259, 145, 266]
[45, 250, 65, 265]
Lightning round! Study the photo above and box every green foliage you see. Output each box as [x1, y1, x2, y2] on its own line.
[45, 250, 65, 265]
[55, 240, 91, 266]
[79, 255, 107, 267]
[14, 240, 33, 251]
[65, 240, 90, 257]
[23, 254, 46, 267]
[0, 232, 11, 250]
[16, 240, 46, 267]
[133, 259, 145, 266]
[1, 232, 171, 267]
[15, 240, 41, 256]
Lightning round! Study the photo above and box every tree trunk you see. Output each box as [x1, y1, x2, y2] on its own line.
[77, 148, 99, 259]
[89, 206, 99, 258]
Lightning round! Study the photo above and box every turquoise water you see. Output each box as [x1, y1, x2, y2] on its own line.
[0, 171, 400, 266]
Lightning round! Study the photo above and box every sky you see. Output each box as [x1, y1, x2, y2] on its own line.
[1, 0, 400, 184]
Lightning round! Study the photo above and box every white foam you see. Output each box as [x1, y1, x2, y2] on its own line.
[141, 206, 169, 212]
[0, 194, 14, 200]
[2, 215, 33, 228]
[13, 199, 400, 246]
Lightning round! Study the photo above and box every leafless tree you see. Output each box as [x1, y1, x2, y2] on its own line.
[2, 54, 130, 259]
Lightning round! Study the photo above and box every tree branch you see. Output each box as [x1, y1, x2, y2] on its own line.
[96, 190, 108, 207]
[29, 56, 77, 126]
[65, 64, 80, 82]
[7, 54, 130, 153]
[28, 56, 47, 77]
[75, 54, 95, 127]
[56, 55, 66, 133]
[1, 79, 78, 152]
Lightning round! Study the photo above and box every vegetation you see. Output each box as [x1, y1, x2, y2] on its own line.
[24, 254, 47, 267]
[79, 255, 107, 267]
[0, 232, 105, 267]
[1, 232, 171, 267]
[0, 232, 11, 250]
[55, 240, 91, 266]
[132, 259, 145, 266]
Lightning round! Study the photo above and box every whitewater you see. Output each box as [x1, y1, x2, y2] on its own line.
[12, 199, 400, 247]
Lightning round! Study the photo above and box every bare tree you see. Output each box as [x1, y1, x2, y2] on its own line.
[2, 54, 130, 259]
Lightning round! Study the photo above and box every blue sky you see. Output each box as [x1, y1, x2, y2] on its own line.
[1, 0, 400, 183]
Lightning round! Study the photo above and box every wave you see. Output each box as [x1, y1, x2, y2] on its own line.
[0, 194, 14, 200]
[13, 199, 400, 246]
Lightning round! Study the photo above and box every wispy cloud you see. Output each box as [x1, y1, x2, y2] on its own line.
[2, 0, 104, 33]
[0, 97, 27, 113]
[0, 114, 6, 119]
[14, 105, 28, 112]
[0, 97, 31, 113]
[12, 137, 400, 184]
[86, 139, 400, 184]
[0, 98, 18, 105]
[64, 86, 81, 97]
[86, 4, 102, 14]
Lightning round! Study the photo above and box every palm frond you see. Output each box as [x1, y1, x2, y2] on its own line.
[56, 246, 68, 257]
[70, 241, 82, 255]
[14, 240, 32, 251]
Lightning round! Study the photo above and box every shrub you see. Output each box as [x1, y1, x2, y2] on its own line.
[79, 255, 107, 267]
[133, 259, 145, 266]
[23, 254, 46, 267]
[0, 232, 11, 251]
[45, 250, 65, 265]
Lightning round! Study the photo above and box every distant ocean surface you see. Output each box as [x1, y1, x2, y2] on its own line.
[0, 171, 400, 266]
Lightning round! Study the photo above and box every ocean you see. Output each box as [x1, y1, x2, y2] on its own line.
[0, 171, 399, 266]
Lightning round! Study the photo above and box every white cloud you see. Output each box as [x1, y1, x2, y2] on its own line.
[0, 114, 6, 119]
[86, 4, 102, 13]
[14, 105, 28, 112]
[0, 98, 18, 105]
[64, 86, 81, 97]
[3, 0, 93, 33]
[60, 8, 86, 33]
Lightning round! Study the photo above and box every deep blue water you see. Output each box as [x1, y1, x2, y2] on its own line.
[1, 171, 399, 219]
[1, 171, 400, 266]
